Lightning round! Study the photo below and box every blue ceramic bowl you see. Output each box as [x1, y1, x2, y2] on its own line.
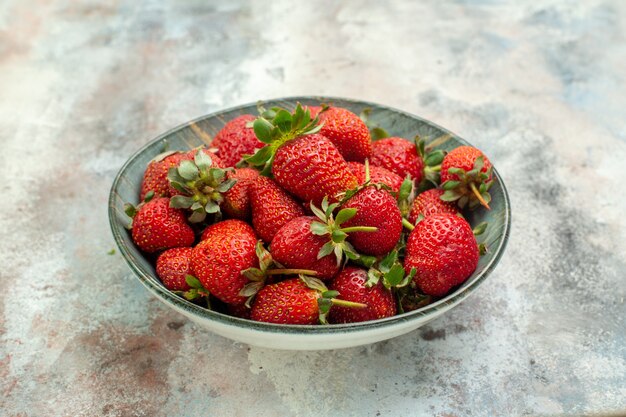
[109, 96, 511, 350]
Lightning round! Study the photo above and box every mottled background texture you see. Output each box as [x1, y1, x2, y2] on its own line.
[1, 1, 625, 416]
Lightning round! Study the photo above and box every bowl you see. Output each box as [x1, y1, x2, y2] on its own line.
[108, 96, 511, 350]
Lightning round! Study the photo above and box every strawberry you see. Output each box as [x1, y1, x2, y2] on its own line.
[167, 150, 236, 223]
[191, 219, 258, 305]
[328, 266, 396, 323]
[341, 186, 403, 256]
[404, 213, 479, 297]
[127, 197, 195, 253]
[140, 151, 188, 200]
[347, 161, 403, 193]
[309, 105, 372, 162]
[370, 137, 425, 183]
[440, 145, 493, 210]
[270, 216, 340, 280]
[156, 247, 194, 291]
[250, 276, 365, 324]
[249, 176, 305, 243]
[222, 167, 259, 220]
[408, 188, 459, 224]
[273, 134, 357, 205]
[211, 114, 264, 167]
[245, 104, 358, 205]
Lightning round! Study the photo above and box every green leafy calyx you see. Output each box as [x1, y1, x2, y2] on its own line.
[167, 150, 236, 223]
[245, 103, 324, 176]
[440, 156, 493, 210]
[309, 197, 377, 267]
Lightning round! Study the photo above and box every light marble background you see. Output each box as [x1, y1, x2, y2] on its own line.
[1, 1, 625, 416]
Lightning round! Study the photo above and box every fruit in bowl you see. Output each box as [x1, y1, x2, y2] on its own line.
[109, 97, 510, 350]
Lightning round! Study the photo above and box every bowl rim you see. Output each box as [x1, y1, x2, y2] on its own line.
[108, 95, 511, 335]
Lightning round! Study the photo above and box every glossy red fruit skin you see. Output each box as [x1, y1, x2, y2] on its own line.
[167, 149, 225, 197]
[140, 152, 188, 200]
[270, 216, 339, 280]
[131, 197, 195, 253]
[404, 214, 479, 297]
[212, 114, 264, 167]
[328, 267, 396, 323]
[347, 162, 403, 193]
[222, 167, 259, 220]
[370, 137, 424, 183]
[272, 134, 358, 205]
[440, 146, 493, 183]
[408, 189, 459, 224]
[191, 220, 258, 305]
[309, 106, 372, 162]
[156, 247, 193, 291]
[342, 187, 403, 256]
[250, 176, 305, 243]
[250, 278, 319, 324]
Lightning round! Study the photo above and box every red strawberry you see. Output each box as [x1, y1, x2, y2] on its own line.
[408, 189, 459, 224]
[250, 176, 305, 243]
[273, 134, 357, 205]
[211, 114, 264, 167]
[270, 216, 339, 280]
[129, 197, 195, 253]
[404, 213, 478, 297]
[371, 137, 424, 183]
[328, 266, 396, 323]
[222, 167, 259, 220]
[440, 146, 493, 210]
[342, 187, 403, 256]
[191, 219, 258, 305]
[245, 104, 358, 205]
[250, 278, 319, 324]
[347, 161, 403, 193]
[156, 247, 194, 291]
[250, 276, 365, 324]
[140, 151, 188, 200]
[309, 106, 372, 162]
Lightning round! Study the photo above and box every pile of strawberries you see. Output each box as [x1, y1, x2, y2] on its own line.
[124, 103, 494, 325]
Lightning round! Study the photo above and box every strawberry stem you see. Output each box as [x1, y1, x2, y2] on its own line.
[266, 269, 318, 276]
[330, 299, 367, 309]
[341, 226, 378, 233]
[469, 182, 491, 210]
[402, 218, 415, 231]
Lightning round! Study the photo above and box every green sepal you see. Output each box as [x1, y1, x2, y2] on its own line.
[194, 150, 213, 170]
[253, 118, 274, 143]
[442, 180, 461, 190]
[331, 229, 348, 243]
[310, 221, 328, 236]
[178, 160, 200, 181]
[170, 195, 195, 209]
[440, 190, 463, 202]
[239, 281, 264, 297]
[424, 150, 445, 167]
[143, 190, 155, 203]
[188, 209, 207, 223]
[245, 146, 273, 166]
[317, 241, 335, 259]
[371, 127, 389, 140]
[124, 203, 137, 219]
[478, 243, 488, 256]
[322, 290, 339, 299]
[299, 275, 329, 293]
[335, 207, 357, 225]
[217, 178, 237, 193]
[473, 222, 488, 236]
[185, 274, 203, 289]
